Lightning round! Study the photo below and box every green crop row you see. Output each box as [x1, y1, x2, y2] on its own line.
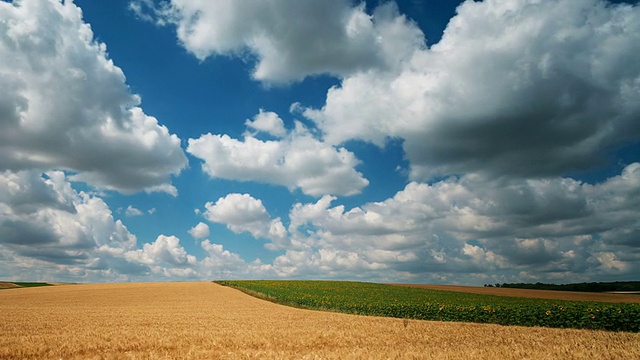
[10, 282, 53, 287]
[215, 280, 640, 332]
[0, 281, 53, 289]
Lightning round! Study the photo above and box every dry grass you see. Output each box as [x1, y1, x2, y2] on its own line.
[392, 284, 640, 303]
[1, 282, 638, 359]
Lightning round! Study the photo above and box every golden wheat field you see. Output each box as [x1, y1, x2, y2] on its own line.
[1, 282, 639, 359]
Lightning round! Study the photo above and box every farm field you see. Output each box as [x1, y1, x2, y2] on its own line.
[392, 283, 640, 303]
[0, 282, 22, 289]
[217, 280, 640, 332]
[1, 282, 639, 359]
[0, 281, 53, 289]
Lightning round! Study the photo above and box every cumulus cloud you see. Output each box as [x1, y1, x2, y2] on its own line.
[131, 0, 423, 83]
[204, 193, 271, 235]
[0, 170, 137, 279]
[303, 0, 640, 181]
[280, 163, 640, 281]
[121, 162, 635, 283]
[0, 170, 257, 282]
[125, 235, 197, 267]
[0, 0, 187, 194]
[187, 113, 368, 196]
[245, 109, 287, 137]
[267, 249, 389, 280]
[203, 193, 289, 249]
[2, 164, 639, 283]
[198, 240, 252, 278]
[188, 222, 210, 240]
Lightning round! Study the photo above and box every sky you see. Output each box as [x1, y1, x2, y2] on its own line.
[1, 0, 639, 285]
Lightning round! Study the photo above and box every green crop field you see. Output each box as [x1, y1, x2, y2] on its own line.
[0, 281, 53, 290]
[216, 280, 640, 332]
[10, 282, 52, 287]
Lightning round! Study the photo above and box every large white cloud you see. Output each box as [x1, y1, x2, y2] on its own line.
[170, 163, 638, 283]
[125, 235, 197, 267]
[132, 0, 424, 83]
[204, 194, 271, 236]
[2, 164, 639, 284]
[0, 170, 137, 280]
[0, 170, 261, 282]
[276, 163, 640, 282]
[198, 240, 258, 279]
[203, 193, 289, 249]
[0, 0, 187, 194]
[187, 112, 369, 196]
[303, 0, 640, 181]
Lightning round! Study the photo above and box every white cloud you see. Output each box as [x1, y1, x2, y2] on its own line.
[2, 163, 639, 284]
[204, 193, 270, 235]
[303, 0, 640, 181]
[0, 170, 138, 280]
[281, 163, 640, 281]
[0, 170, 256, 282]
[187, 115, 368, 196]
[245, 109, 287, 137]
[124, 205, 144, 217]
[188, 222, 210, 240]
[597, 252, 630, 273]
[132, 0, 423, 83]
[198, 240, 251, 278]
[0, 0, 187, 194]
[203, 193, 288, 248]
[125, 235, 197, 267]
[268, 249, 389, 279]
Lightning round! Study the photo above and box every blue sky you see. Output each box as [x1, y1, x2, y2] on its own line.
[1, 0, 639, 285]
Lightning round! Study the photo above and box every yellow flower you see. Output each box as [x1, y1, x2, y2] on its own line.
[590, 314, 596, 319]
[545, 310, 551, 315]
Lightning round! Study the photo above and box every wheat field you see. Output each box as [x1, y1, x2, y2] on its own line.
[1, 282, 639, 359]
